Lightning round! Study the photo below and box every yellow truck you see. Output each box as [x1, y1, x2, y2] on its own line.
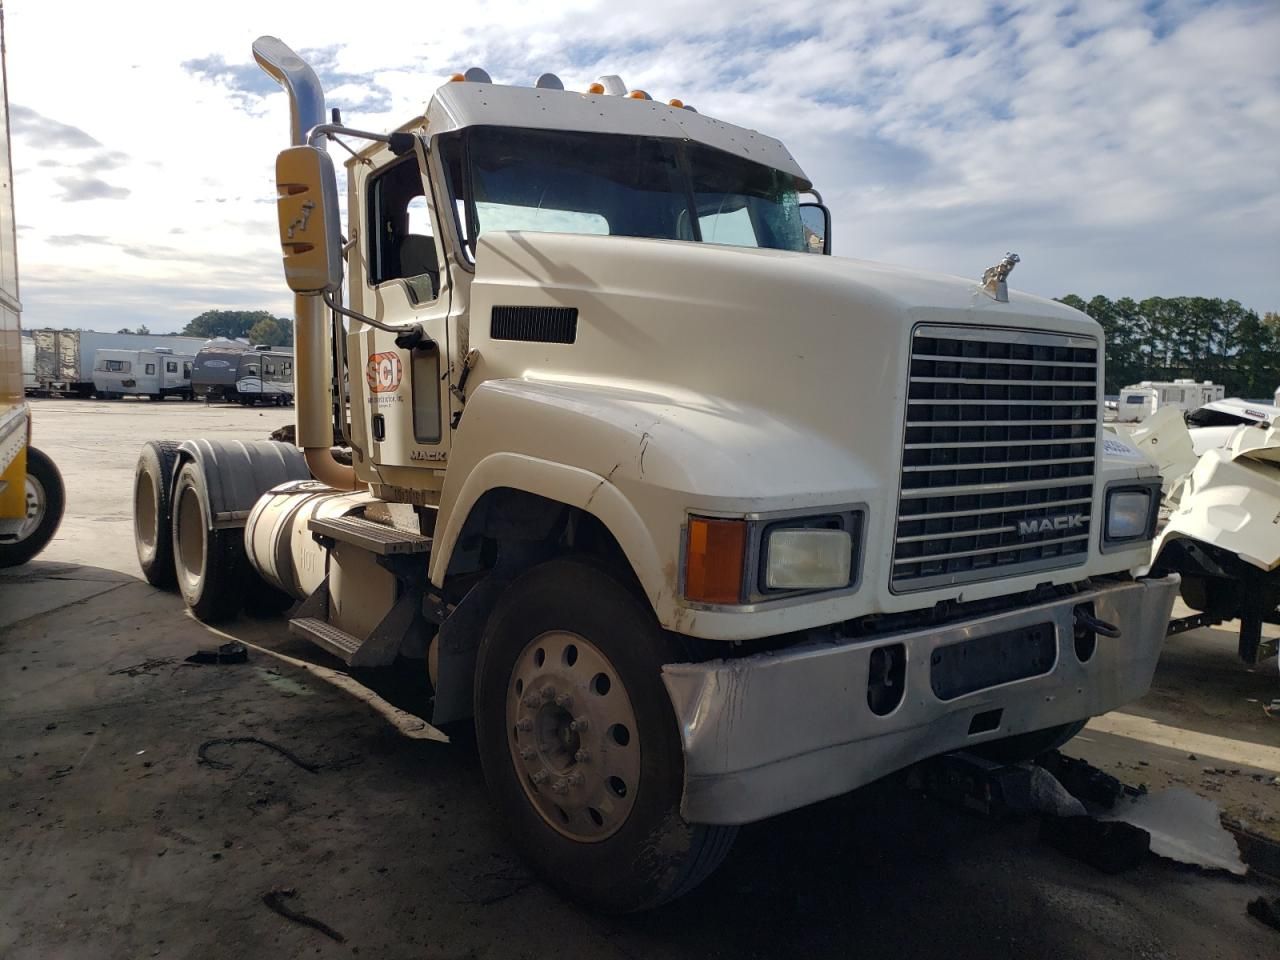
[0, 11, 64, 566]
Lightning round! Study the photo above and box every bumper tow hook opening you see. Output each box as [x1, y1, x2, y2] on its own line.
[1075, 605, 1121, 642]
[867, 643, 906, 717]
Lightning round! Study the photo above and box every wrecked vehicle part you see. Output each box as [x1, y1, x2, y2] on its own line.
[1103, 787, 1248, 876]
[1150, 423, 1280, 663]
[662, 575, 1178, 825]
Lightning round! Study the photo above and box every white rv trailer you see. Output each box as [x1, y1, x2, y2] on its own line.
[1114, 379, 1225, 423]
[92, 347, 195, 400]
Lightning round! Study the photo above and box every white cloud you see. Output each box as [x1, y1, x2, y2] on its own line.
[5, 0, 1278, 332]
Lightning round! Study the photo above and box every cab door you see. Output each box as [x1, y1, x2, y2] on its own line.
[348, 148, 453, 486]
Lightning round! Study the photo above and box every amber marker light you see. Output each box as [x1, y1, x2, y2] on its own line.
[587, 82, 606, 94]
[449, 73, 465, 82]
[685, 517, 748, 605]
[668, 98, 684, 108]
[627, 89, 650, 99]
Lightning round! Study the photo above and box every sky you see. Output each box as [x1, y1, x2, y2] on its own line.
[5, 0, 1278, 333]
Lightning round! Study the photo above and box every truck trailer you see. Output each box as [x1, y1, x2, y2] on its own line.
[0, 13, 64, 566]
[29, 329, 205, 397]
[92, 346, 195, 400]
[132, 38, 1178, 912]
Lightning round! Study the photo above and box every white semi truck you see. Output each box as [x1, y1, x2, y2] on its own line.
[92, 346, 194, 400]
[131, 38, 1178, 912]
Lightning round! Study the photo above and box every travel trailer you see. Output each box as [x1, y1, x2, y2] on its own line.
[28, 329, 205, 396]
[192, 339, 293, 404]
[92, 347, 194, 400]
[1114, 379, 1224, 423]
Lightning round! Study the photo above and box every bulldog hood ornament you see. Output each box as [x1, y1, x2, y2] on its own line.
[981, 252, 1020, 303]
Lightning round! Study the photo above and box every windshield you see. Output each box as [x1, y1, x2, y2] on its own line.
[443, 127, 806, 255]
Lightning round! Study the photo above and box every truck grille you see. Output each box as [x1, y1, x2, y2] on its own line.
[892, 326, 1100, 592]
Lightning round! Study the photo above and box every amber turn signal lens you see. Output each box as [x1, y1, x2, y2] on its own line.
[449, 73, 466, 82]
[668, 98, 684, 108]
[587, 82, 606, 94]
[685, 517, 747, 605]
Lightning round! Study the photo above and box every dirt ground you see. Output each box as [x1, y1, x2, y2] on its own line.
[2, 397, 1278, 959]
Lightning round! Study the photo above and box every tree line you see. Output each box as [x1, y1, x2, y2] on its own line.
[176, 310, 294, 347]
[1057, 295, 1280, 399]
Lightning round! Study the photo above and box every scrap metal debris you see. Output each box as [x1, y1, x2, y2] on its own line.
[185, 642, 249, 666]
[197, 737, 321, 774]
[262, 887, 346, 943]
[109, 657, 177, 677]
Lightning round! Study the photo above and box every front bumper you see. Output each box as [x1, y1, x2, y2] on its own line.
[662, 575, 1179, 825]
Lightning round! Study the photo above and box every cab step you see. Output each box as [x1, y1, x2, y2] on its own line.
[308, 515, 432, 555]
[289, 616, 363, 661]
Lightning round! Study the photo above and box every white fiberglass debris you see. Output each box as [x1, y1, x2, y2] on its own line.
[1027, 766, 1087, 818]
[1103, 787, 1246, 875]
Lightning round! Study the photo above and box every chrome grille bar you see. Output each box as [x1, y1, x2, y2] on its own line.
[892, 325, 1100, 592]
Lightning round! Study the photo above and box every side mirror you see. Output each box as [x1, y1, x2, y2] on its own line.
[274, 145, 343, 294]
[799, 202, 831, 255]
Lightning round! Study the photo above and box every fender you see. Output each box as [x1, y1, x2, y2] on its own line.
[431, 378, 881, 634]
[174, 438, 310, 530]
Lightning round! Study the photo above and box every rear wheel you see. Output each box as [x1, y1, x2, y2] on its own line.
[133, 440, 180, 589]
[0, 447, 65, 568]
[172, 461, 246, 622]
[474, 557, 736, 913]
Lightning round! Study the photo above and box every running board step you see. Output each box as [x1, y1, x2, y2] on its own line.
[308, 515, 432, 555]
[289, 616, 363, 662]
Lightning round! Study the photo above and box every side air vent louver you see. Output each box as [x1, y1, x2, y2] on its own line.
[490, 306, 578, 344]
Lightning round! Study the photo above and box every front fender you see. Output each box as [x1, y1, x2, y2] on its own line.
[432, 378, 881, 636]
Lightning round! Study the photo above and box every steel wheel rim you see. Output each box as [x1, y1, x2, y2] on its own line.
[134, 471, 157, 554]
[507, 630, 641, 843]
[175, 483, 205, 590]
[15, 472, 46, 542]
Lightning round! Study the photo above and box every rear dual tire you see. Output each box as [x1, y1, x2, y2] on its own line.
[171, 461, 248, 623]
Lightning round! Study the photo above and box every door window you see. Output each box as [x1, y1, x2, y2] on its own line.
[146, 363, 156, 375]
[367, 155, 438, 304]
[166, 361, 177, 373]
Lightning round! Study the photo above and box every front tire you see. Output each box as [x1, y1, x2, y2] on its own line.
[171, 461, 246, 622]
[0, 447, 65, 568]
[474, 557, 736, 913]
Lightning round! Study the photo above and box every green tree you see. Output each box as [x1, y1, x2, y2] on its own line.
[246, 315, 293, 347]
[181, 310, 282, 341]
[116, 324, 151, 335]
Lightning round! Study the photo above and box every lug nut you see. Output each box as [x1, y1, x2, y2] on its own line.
[522, 693, 539, 708]
[516, 718, 533, 732]
[555, 693, 573, 709]
[551, 778, 568, 795]
[568, 772, 585, 787]
[541, 685, 555, 701]
[531, 770, 548, 785]
[574, 749, 590, 764]
[569, 717, 589, 732]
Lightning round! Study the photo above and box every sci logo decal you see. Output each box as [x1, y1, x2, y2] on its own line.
[366, 352, 403, 393]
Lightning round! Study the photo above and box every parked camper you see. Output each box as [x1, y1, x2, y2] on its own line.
[1114, 379, 1224, 423]
[21, 335, 34, 393]
[29, 329, 206, 397]
[192, 339, 293, 404]
[92, 347, 194, 400]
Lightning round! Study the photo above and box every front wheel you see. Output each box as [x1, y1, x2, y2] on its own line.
[474, 557, 736, 913]
[0, 447, 65, 567]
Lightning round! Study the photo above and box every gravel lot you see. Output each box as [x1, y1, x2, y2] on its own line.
[1, 397, 1277, 959]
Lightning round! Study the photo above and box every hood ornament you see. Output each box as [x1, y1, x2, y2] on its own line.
[981, 252, 1020, 303]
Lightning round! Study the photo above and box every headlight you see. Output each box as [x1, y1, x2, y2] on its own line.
[764, 527, 853, 590]
[1104, 486, 1156, 543]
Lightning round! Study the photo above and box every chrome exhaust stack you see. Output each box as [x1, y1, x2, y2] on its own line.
[252, 37, 357, 489]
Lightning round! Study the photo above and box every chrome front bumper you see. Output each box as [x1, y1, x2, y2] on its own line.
[662, 575, 1179, 825]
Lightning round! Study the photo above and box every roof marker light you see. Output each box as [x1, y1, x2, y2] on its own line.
[682, 104, 698, 113]
[668, 98, 684, 108]
[586, 82, 605, 94]
[627, 90, 651, 100]
[535, 73, 564, 90]
[448, 73, 465, 82]
[463, 67, 492, 83]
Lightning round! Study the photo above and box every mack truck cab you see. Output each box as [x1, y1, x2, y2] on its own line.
[131, 37, 1178, 912]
